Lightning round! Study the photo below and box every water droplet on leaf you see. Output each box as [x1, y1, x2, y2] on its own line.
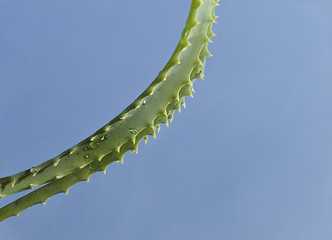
[30, 167, 38, 175]
[129, 128, 138, 134]
[100, 135, 107, 141]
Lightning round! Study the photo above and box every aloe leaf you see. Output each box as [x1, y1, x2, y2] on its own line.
[0, 0, 219, 222]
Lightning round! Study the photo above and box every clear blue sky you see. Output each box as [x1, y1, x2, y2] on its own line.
[1, 0, 332, 239]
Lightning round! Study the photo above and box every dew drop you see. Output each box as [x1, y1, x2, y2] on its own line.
[142, 99, 149, 105]
[100, 135, 108, 141]
[129, 128, 138, 134]
[89, 141, 99, 149]
[30, 167, 38, 175]
[29, 183, 37, 188]
[84, 154, 91, 159]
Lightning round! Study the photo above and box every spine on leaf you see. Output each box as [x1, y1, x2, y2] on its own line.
[0, 0, 219, 222]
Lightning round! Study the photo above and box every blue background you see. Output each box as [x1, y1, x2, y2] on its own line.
[1, 0, 332, 239]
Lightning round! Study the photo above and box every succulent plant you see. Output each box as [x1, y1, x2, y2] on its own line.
[0, 0, 219, 222]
